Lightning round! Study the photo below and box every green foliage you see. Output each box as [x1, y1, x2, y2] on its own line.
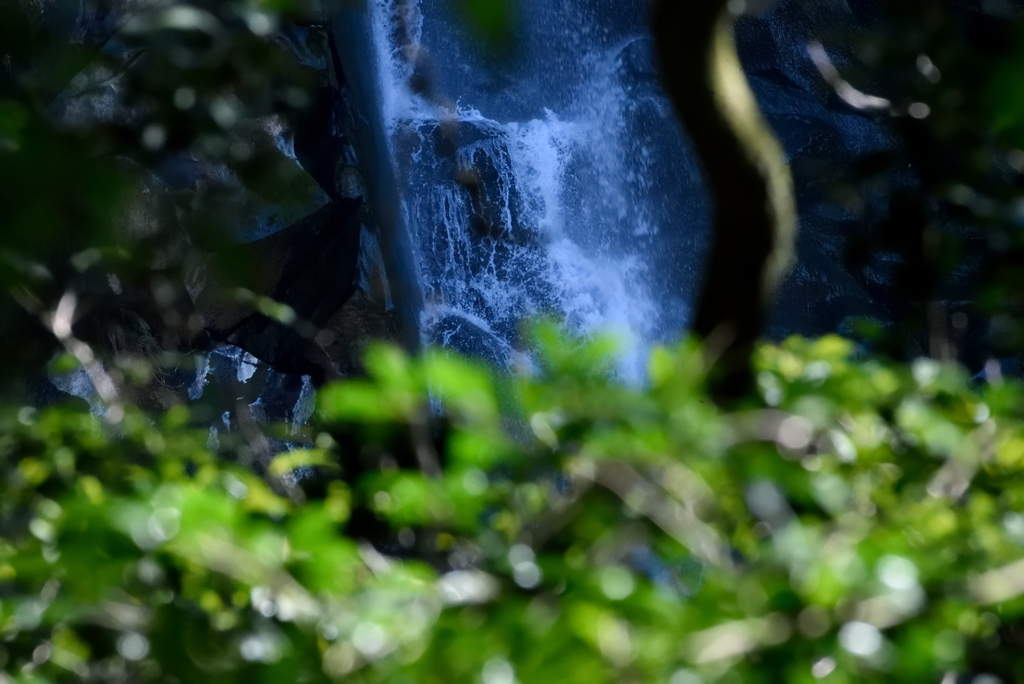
[2, 329, 1023, 682]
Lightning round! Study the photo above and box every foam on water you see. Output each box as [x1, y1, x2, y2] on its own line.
[505, 111, 578, 238]
[370, 0, 432, 132]
[544, 238, 656, 380]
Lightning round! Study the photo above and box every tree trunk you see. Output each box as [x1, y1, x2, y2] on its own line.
[651, 0, 797, 399]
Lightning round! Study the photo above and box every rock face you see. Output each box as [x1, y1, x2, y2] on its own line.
[733, 1, 989, 351]
[731, 2, 895, 338]
[29, 2, 400, 425]
[193, 199, 365, 382]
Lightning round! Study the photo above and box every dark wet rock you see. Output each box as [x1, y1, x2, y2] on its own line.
[614, 38, 660, 97]
[194, 198, 364, 382]
[289, 27, 370, 205]
[43, 6, 339, 246]
[768, 233, 881, 338]
[42, 3, 389, 370]
[313, 291, 402, 377]
[427, 313, 512, 369]
[395, 119, 533, 243]
[175, 143, 332, 246]
[25, 2, 395, 436]
[726, 2, 899, 339]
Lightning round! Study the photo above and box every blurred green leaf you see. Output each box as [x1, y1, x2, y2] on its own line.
[0, 100, 28, 151]
[455, 0, 513, 45]
[268, 448, 338, 478]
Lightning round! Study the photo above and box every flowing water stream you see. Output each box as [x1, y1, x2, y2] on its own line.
[355, 0, 710, 380]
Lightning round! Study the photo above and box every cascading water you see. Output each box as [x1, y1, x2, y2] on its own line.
[364, 0, 710, 379]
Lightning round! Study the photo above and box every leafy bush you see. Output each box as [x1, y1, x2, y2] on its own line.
[2, 327, 1023, 683]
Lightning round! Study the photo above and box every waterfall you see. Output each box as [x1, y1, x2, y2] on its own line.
[350, 0, 710, 379]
